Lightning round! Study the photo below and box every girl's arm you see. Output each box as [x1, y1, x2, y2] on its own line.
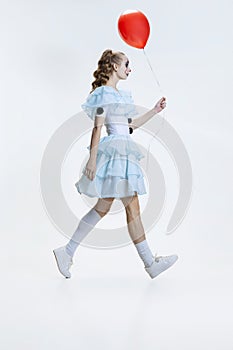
[89, 124, 103, 160]
[89, 114, 105, 160]
[130, 108, 157, 130]
[129, 97, 167, 131]
[84, 115, 105, 181]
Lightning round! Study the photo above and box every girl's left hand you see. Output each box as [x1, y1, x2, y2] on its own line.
[153, 97, 167, 114]
[84, 157, 96, 181]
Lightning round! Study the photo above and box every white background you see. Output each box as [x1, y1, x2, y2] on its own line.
[1, 0, 233, 349]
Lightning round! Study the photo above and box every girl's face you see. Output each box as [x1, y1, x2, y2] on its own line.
[116, 55, 131, 80]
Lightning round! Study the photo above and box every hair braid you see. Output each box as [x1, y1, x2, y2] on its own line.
[90, 49, 125, 93]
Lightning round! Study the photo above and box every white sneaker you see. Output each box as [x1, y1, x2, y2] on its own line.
[145, 253, 178, 279]
[53, 246, 73, 278]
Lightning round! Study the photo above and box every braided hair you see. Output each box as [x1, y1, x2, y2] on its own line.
[90, 49, 125, 93]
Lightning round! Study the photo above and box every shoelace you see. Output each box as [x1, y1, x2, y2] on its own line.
[154, 254, 172, 263]
[68, 259, 73, 268]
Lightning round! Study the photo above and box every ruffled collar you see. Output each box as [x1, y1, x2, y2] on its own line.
[81, 84, 136, 120]
[92, 85, 125, 95]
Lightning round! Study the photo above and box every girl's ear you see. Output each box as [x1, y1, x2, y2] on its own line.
[113, 64, 118, 72]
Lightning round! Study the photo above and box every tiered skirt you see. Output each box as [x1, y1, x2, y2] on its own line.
[75, 134, 147, 198]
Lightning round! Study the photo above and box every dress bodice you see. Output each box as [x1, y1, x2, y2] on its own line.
[81, 85, 138, 135]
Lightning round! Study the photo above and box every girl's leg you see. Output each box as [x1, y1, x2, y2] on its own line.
[65, 197, 115, 257]
[53, 197, 115, 278]
[120, 193, 154, 268]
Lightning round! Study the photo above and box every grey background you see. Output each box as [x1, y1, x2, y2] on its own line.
[1, 0, 233, 349]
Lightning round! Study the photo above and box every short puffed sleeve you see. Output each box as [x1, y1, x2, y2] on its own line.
[81, 86, 111, 121]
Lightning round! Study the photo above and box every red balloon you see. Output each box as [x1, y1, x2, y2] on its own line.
[118, 10, 150, 49]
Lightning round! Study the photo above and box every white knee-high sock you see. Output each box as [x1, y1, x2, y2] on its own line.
[65, 208, 102, 257]
[135, 239, 154, 268]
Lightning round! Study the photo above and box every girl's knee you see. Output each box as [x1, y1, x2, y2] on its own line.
[94, 197, 114, 217]
[121, 194, 140, 215]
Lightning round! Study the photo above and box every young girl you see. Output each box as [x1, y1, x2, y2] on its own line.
[53, 49, 178, 279]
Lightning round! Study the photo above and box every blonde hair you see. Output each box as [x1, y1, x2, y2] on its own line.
[90, 49, 125, 93]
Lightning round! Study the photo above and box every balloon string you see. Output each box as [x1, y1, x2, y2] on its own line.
[142, 48, 166, 173]
[142, 48, 163, 93]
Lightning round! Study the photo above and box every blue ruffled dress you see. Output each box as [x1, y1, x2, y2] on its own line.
[75, 85, 147, 198]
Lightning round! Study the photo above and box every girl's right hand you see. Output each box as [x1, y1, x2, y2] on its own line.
[83, 157, 96, 181]
[153, 97, 167, 114]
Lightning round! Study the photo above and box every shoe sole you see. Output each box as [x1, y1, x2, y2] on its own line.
[53, 250, 71, 279]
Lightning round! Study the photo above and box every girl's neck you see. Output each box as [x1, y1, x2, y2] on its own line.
[105, 76, 119, 91]
[105, 84, 118, 91]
